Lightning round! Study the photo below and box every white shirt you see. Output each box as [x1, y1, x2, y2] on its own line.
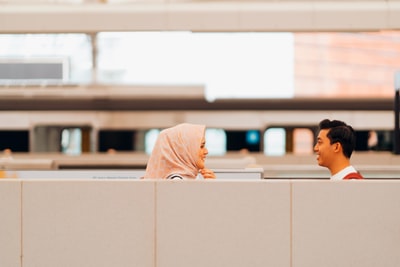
[330, 165, 357, 180]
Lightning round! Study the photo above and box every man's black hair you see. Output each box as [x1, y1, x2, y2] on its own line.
[319, 119, 356, 158]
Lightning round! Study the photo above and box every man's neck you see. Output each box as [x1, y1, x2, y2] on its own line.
[329, 160, 351, 176]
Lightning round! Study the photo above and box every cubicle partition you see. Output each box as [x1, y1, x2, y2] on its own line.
[0, 180, 21, 267]
[1, 168, 264, 180]
[292, 180, 400, 267]
[22, 180, 155, 267]
[1, 179, 400, 267]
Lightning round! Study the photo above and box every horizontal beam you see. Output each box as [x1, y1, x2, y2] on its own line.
[0, 85, 205, 100]
[0, 1, 399, 33]
[0, 93, 392, 111]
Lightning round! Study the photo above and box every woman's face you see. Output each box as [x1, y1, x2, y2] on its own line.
[196, 136, 208, 170]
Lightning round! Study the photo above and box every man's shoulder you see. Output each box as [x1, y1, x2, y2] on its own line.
[343, 171, 364, 180]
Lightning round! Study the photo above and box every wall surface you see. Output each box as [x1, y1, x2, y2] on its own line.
[1, 179, 400, 267]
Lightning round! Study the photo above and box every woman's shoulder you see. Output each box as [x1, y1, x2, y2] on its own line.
[166, 174, 184, 180]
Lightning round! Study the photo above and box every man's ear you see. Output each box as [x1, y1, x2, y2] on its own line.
[333, 142, 341, 153]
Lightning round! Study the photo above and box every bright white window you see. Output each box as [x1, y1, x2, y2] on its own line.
[0, 34, 92, 84]
[144, 129, 160, 155]
[61, 128, 82, 155]
[97, 31, 294, 101]
[264, 128, 286, 156]
[205, 128, 226, 156]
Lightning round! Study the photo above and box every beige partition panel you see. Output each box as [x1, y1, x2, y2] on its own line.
[292, 180, 400, 267]
[22, 180, 155, 267]
[0, 180, 21, 267]
[156, 180, 291, 267]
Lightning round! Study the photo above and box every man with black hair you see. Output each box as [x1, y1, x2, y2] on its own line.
[314, 119, 363, 180]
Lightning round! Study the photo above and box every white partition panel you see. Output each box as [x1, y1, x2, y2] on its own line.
[156, 180, 291, 267]
[0, 180, 21, 267]
[292, 180, 400, 267]
[22, 180, 155, 267]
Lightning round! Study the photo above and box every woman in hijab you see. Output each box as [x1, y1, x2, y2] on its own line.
[143, 123, 216, 179]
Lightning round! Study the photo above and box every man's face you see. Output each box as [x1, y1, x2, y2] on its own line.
[314, 129, 336, 168]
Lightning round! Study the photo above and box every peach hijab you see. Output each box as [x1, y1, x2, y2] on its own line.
[143, 123, 206, 179]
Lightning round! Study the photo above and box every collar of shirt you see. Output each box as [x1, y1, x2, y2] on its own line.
[330, 165, 357, 180]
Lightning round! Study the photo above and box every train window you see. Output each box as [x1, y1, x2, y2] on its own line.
[33, 125, 91, 154]
[0, 131, 29, 152]
[264, 127, 314, 155]
[61, 128, 82, 155]
[145, 129, 160, 155]
[365, 130, 393, 151]
[352, 130, 393, 152]
[246, 130, 260, 145]
[354, 130, 370, 151]
[264, 128, 286, 156]
[144, 128, 226, 156]
[98, 130, 136, 152]
[225, 130, 261, 152]
[293, 128, 314, 155]
[205, 129, 226, 156]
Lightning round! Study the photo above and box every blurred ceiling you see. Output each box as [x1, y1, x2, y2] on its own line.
[1, 1, 399, 33]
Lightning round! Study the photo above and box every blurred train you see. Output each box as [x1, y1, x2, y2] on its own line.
[0, 86, 396, 156]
